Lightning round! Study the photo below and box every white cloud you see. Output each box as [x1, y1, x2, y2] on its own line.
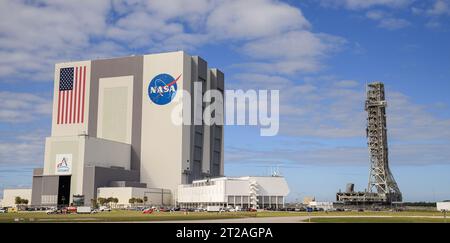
[426, 0, 450, 15]
[0, 129, 48, 165]
[0, 0, 216, 82]
[0, 0, 112, 81]
[238, 31, 346, 74]
[377, 17, 411, 29]
[0, 0, 336, 81]
[320, 0, 413, 10]
[206, 0, 310, 40]
[412, 1, 450, 16]
[411, 0, 450, 29]
[225, 142, 450, 166]
[0, 91, 52, 123]
[224, 74, 450, 166]
[228, 73, 450, 142]
[231, 73, 292, 89]
[388, 91, 450, 141]
[366, 10, 411, 30]
[425, 20, 442, 28]
[334, 80, 360, 88]
[242, 31, 340, 60]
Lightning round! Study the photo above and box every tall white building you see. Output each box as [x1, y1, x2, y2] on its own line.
[29, 51, 224, 206]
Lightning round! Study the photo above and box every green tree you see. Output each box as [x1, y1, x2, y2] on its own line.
[91, 199, 98, 209]
[15, 196, 22, 205]
[106, 197, 114, 206]
[136, 198, 143, 204]
[129, 198, 136, 204]
[97, 197, 107, 206]
[14, 197, 28, 206]
[143, 196, 148, 205]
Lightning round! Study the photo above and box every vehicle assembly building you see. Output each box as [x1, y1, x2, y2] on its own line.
[336, 82, 402, 204]
[17, 51, 225, 207]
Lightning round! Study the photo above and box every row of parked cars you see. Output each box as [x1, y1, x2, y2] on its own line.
[125, 206, 175, 212]
[45, 206, 112, 214]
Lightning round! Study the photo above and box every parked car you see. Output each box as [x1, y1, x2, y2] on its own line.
[143, 208, 154, 214]
[0, 208, 7, 213]
[206, 206, 221, 212]
[46, 207, 59, 214]
[66, 206, 77, 214]
[99, 206, 111, 212]
[159, 207, 169, 212]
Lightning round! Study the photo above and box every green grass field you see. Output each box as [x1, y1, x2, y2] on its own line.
[0, 210, 257, 223]
[305, 217, 449, 223]
[254, 210, 443, 217]
[0, 210, 446, 223]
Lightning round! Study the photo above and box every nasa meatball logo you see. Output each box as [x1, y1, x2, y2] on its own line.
[148, 73, 182, 105]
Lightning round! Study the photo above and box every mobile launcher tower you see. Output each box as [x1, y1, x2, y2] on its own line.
[336, 82, 402, 205]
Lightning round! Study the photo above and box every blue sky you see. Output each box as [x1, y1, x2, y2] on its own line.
[1, 0, 450, 202]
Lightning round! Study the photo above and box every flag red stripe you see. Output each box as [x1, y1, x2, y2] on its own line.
[81, 66, 86, 123]
[57, 90, 61, 124]
[72, 67, 78, 124]
[65, 89, 69, 124]
[61, 91, 65, 124]
[69, 88, 72, 123]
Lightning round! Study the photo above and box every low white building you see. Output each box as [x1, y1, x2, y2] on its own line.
[177, 176, 290, 209]
[308, 201, 334, 211]
[437, 202, 450, 211]
[97, 187, 171, 207]
[2, 189, 32, 207]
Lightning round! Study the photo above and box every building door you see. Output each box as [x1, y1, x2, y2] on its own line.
[58, 176, 71, 206]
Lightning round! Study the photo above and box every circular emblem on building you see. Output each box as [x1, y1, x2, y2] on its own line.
[148, 73, 181, 105]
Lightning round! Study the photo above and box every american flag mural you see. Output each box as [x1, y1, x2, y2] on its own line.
[57, 66, 86, 124]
